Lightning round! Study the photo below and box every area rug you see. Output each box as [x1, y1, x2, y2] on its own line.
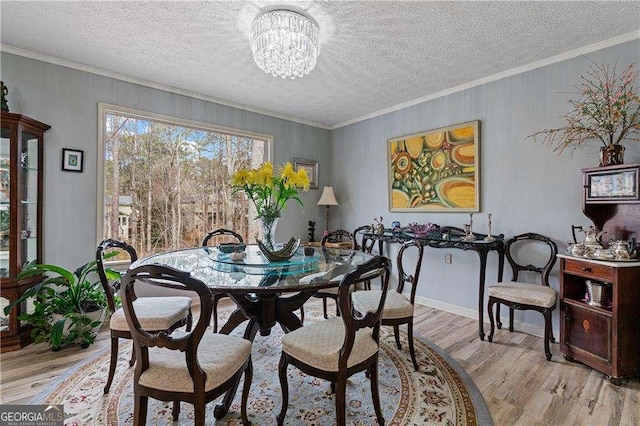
[31, 309, 492, 425]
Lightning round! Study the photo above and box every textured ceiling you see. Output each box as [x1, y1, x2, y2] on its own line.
[1, 1, 639, 129]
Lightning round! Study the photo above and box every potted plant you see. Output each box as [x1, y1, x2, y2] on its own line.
[530, 58, 640, 166]
[3, 257, 117, 350]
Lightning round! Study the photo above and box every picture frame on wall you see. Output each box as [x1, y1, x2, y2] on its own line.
[62, 148, 84, 172]
[292, 158, 318, 189]
[388, 120, 480, 212]
[584, 163, 640, 204]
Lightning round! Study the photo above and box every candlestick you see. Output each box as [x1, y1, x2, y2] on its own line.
[467, 213, 475, 239]
[485, 213, 495, 242]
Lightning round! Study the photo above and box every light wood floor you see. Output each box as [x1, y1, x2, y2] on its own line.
[1, 300, 638, 425]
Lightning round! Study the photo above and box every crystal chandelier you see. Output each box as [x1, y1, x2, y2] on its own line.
[251, 10, 320, 79]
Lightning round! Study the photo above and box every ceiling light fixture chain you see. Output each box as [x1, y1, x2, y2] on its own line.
[251, 10, 320, 79]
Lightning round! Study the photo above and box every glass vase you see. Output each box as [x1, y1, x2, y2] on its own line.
[260, 216, 280, 250]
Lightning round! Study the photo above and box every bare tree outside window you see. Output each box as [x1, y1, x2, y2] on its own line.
[103, 111, 267, 258]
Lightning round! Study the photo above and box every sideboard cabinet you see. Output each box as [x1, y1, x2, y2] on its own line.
[558, 163, 640, 383]
[0, 111, 50, 352]
[558, 255, 640, 383]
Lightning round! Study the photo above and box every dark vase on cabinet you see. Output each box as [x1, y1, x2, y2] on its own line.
[559, 163, 640, 384]
[0, 111, 50, 352]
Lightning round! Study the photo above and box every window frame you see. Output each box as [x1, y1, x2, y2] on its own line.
[96, 102, 274, 247]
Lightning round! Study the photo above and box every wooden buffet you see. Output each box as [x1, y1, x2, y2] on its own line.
[559, 163, 640, 383]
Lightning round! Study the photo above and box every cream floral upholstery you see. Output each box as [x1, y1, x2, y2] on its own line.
[138, 333, 251, 393]
[109, 296, 192, 331]
[281, 317, 378, 372]
[352, 290, 414, 319]
[488, 282, 557, 308]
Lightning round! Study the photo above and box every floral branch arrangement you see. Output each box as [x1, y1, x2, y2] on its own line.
[231, 162, 310, 219]
[529, 58, 640, 155]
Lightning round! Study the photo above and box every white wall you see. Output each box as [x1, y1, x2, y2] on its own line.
[329, 40, 640, 332]
[1, 52, 330, 269]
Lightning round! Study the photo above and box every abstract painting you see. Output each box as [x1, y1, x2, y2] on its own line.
[388, 120, 480, 212]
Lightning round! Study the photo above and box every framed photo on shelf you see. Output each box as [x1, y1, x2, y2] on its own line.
[62, 148, 84, 172]
[584, 163, 640, 203]
[387, 120, 480, 212]
[292, 158, 318, 189]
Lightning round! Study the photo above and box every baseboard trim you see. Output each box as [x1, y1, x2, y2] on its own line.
[413, 295, 554, 339]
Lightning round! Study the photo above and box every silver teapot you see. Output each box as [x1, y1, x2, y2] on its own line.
[581, 226, 606, 248]
[609, 239, 637, 260]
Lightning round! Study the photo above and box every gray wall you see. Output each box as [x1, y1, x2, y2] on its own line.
[1, 52, 330, 269]
[330, 40, 640, 331]
[3, 39, 639, 332]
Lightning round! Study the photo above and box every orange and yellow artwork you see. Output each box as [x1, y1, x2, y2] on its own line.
[388, 120, 480, 212]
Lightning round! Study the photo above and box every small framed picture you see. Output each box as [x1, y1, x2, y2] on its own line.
[584, 164, 639, 204]
[292, 158, 318, 189]
[62, 148, 84, 172]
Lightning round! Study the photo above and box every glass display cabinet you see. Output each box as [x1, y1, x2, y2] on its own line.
[0, 111, 50, 352]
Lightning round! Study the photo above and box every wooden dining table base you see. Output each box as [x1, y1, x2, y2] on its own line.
[219, 290, 316, 341]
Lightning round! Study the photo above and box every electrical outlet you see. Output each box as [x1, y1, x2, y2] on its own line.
[445, 253, 452, 264]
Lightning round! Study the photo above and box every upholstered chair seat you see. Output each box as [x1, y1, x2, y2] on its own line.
[109, 297, 193, 332]
[139, 333, 252, 393]
[487, 282, 557, 308]
[281, 317, 377, 371]
[352, 290, 414, 320]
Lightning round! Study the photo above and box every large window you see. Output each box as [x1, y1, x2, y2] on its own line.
[98, 104, 272, 258]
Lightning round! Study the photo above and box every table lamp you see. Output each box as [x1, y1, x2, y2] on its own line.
[317, 186, 339, 233]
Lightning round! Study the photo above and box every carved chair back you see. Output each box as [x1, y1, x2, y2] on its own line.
[505, 233, 558, 286]
[201, 228, 244, 247]
[96, 238, 138, 314]
[396, 240, 424, 304]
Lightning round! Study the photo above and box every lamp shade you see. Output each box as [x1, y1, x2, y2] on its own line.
[317, 186, 338, 206]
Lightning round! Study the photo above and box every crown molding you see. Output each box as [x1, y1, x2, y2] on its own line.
[3, 30, 638, 132]
[330, 31, 640, 130]
[0, 44, 331, 130]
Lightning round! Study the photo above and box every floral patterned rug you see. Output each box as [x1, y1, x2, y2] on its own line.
[31, 309, 492, 425]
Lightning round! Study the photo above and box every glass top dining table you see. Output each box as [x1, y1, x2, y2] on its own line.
[131, 244, 377, 340]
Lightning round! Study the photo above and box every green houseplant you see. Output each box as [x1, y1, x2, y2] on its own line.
[3, 256, 118, 350]
[530, 59, 640, 166]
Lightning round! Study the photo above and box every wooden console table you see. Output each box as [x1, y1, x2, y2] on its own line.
[362, 226, 505, 340]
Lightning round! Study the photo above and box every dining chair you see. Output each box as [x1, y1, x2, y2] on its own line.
[277, 255, 391, 426]
[313, 229, 356, 318]
[353, 225, 375, 253]
[201, 228, 244, 332]
[487, 233, 558, 360]
[121, 264, 253, 425]
[352, 240, 424, 370]
[96, 239, 193, 394]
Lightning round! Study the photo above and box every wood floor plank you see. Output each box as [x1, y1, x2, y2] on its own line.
[1, 300, 638, 425]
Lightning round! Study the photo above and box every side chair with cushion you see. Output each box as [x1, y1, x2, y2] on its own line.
[313, 229, 356, 318]
[487, 233, 558, 360]
[96, 239, 193, 394]
[352, 240, 424, 371]
[277, 255, 391, 426]
[201, 228, 244, 332]
[121, 264, 252, 426]
[353, 225, 375, 253]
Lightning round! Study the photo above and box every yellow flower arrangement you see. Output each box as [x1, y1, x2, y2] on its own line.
[231, 162, 310, 219]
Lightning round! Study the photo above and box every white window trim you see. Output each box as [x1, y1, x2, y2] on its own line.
[96, 102, 274, 245]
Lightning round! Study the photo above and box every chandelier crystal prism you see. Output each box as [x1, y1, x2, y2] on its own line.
[251, 10, 320, 79]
